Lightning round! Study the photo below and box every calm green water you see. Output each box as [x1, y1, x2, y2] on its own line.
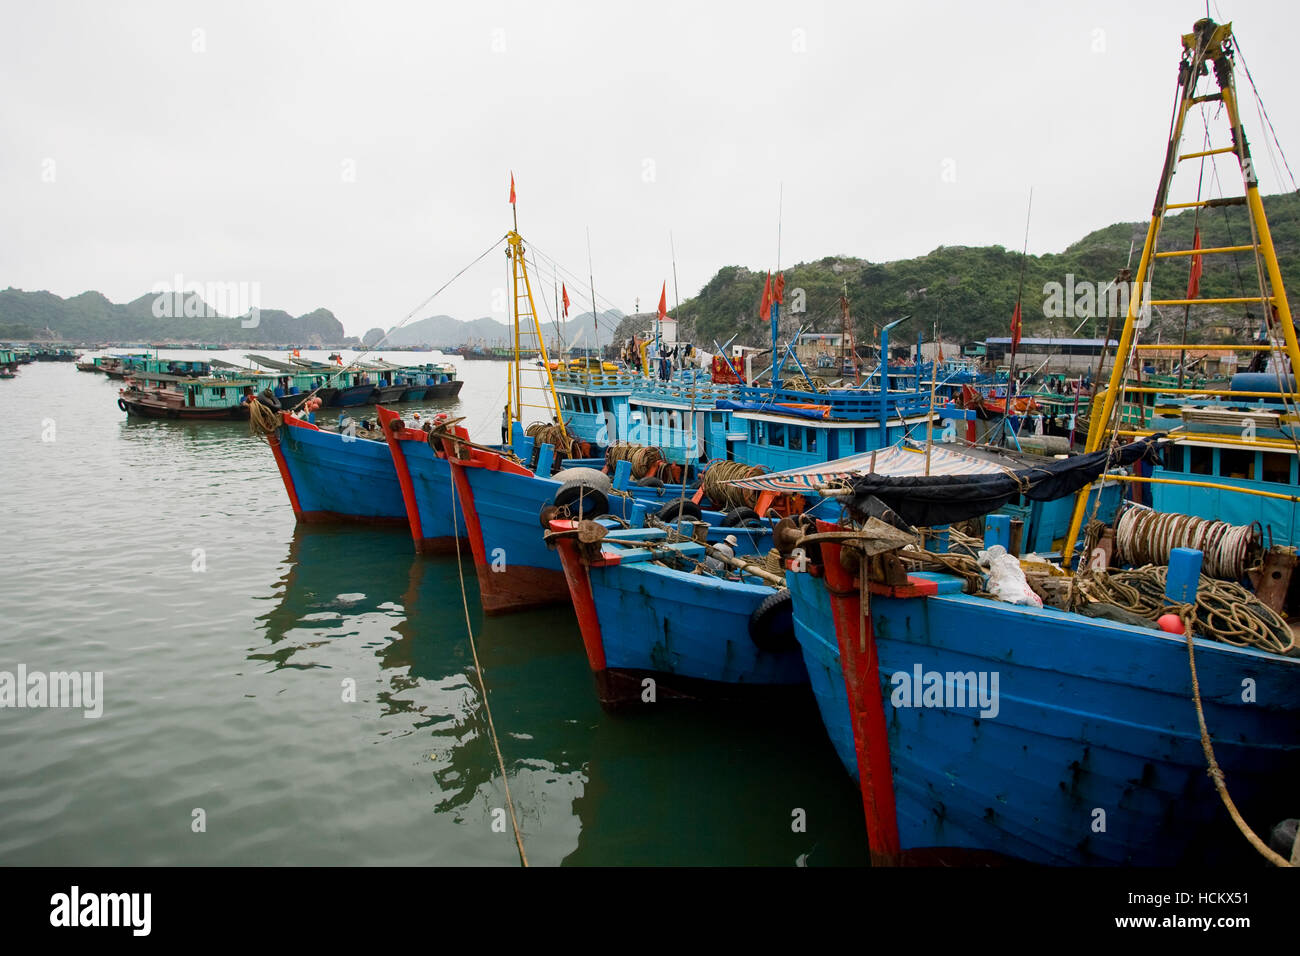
[0, 353, 869, 866]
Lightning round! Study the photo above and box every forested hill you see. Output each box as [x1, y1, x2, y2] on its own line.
[669, 191, 1300, 349]
[0, 289, 352, 345]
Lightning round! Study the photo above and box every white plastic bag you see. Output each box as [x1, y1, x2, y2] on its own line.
[979, 545, 1044, 608]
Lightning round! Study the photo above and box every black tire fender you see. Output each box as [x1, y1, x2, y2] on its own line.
[117, 398, 128, 412]
[721, 506, 762, 528]
[654, 499, 703, 523]
[748, 590, 797, 653]
[552, 480, 609, 519]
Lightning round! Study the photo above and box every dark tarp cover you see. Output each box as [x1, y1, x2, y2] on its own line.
[844, 436, 1165, 527]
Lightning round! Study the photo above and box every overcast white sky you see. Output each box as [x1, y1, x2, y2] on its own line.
[4, 0, 1299, 336]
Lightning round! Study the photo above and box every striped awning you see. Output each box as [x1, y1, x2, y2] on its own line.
[728, 443, 1011, 494]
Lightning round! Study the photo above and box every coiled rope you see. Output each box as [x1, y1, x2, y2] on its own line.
[248, 399, 281, 439]
[700, 459, 768, 510]
[1073, 565, 1295, 655]
[525, 422, 579, 460]
[1115, 506, 1260, 581]
[603, 442, 665, 480]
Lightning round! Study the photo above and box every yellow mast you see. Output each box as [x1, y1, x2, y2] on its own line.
[504, 225, 566, 442]
[1062, 18, 1300, 566]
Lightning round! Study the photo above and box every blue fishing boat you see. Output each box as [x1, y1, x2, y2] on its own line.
[785, 519, 1299, 866]
[382, 412, 773, 613]
[549, 522, 807, 707]
[750, 433, 1298, 866]
[775, 20, 1300, 867]
[263, 412, 409, 526]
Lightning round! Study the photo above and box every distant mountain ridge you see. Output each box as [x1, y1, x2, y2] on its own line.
[382, 309, 624, 348]
[0, 288, 354, 345]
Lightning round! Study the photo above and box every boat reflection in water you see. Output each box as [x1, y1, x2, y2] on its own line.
[251, 525, 872, 864]
[252, 525, 589, 864]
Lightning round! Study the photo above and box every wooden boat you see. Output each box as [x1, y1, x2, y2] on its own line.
[550, 521, 807, 707]
[781, 19, 1300, 867]
[263, 412, 410, 525]
[118, 374, 256, 420]
[786, 522, 1299, 865]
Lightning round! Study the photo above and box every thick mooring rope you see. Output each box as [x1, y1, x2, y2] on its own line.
[1116, 506, 1260, 581]
[525, 422, 578, 460]
[1073, 565, 1295, 655]
[603, 442, 665, 480]
[1173, 603, 1293, 867]
[448, 471, 528, 867]
[248, 398, 281, 439]
[700, 459, 767, 510]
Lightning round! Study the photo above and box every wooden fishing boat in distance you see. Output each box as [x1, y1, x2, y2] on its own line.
[118, 374, 256, 420]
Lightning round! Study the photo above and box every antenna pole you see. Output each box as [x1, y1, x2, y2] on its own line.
[1003, 187, 1034, 440]
[586, 227, 600, 358]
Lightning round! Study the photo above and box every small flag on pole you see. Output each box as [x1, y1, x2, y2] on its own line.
[1186, 227, 1203, 299]
[773, 272, 786, 306]
[758, 272, 773, 323]
[657, 281, 667, 321]
[1010, 300, 1023, 351]
[562, 283, 570, 318]
[509, 172, 516, 205]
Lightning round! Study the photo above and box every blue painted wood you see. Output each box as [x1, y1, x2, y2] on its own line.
[534, 442, 554, 478]
[391, 435, 460, 543]
[786, 567, 1300, 865]
[985, 514, 1010, 550]
[1166, 548, 1203, 603]
[612, 459, 632, 491]
[588, 559, 807, 687]
[278, 426, 406, 520]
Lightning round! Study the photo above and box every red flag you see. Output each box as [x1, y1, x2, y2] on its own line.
[1186, 227, 1203, 299]
[758, 272, 773, 322]
[773, 272, 785, 305]
[657, 281, 667, 321]
[937, 342, 945, 363]
[509, 172, 516, 205]
[561, 283, 570, 318]
[1010, 301, 1023, 351]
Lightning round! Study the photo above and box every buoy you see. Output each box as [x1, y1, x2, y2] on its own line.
[1157, 613, 1185, 634]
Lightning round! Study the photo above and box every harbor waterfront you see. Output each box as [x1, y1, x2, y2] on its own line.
[0, 355, 871, 865]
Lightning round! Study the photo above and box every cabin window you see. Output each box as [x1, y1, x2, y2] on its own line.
[1188, 446, 1214, 475]
[807, 429, 817, 453]
[1164, 446, 1184, 473]
[788, 427, 803, 451]
[1262, 452, 1292, 484]
[769, 422, 785, 447]
[1220, 448, 1255, 480]
[751, 421, 764, 443]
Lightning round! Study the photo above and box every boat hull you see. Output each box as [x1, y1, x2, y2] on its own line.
[556, 537, 807, 707]
[447, 445, 774, 614]
[425, 380, 463, 400]
[119, 396, 249, 420]
[373, 406, 468, 554]
[331, 384, 378, 407]
[786, 550, 1300, 866]
[269, 417, 408, 525]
